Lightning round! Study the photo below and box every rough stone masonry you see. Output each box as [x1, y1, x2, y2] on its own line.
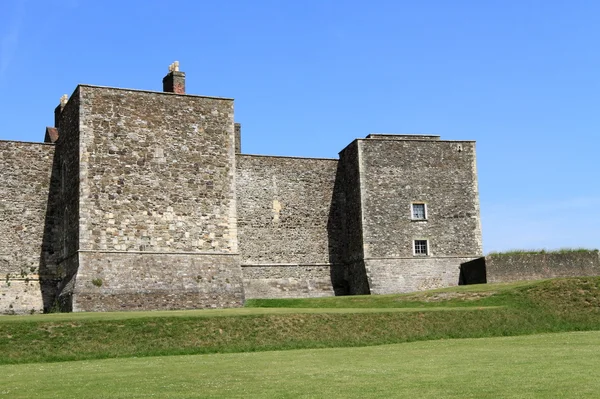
[0, 63, 483, 314]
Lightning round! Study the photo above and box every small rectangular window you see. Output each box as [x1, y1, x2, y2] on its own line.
[412, 203, 426, 220]
[414, 240, 428, 256]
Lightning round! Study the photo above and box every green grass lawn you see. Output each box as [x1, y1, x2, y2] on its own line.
[1, 277, 599, 365]
[2, 330, 599, 398]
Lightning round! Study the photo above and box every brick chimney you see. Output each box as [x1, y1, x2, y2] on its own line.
[234, 123, 242, 153]
[162, 61, 185, 94]
[45, 94, 68, 143]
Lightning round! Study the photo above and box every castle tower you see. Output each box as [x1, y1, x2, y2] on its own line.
[53, 62, 244, 311]
[339, 134, 483, 294]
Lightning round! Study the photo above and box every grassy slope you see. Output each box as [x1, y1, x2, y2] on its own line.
[0, 277, 599, 365]
[244, 280, 536, 308]
[2, 331, 600, 398]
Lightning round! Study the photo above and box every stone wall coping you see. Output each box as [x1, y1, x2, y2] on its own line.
[367, 134, 441, 140]
[338, 137, 476, 156]
[237, 153, 338, 161]
[78, 250, 239, 256]
[0, 139, 55, 146]
[359, 138, 476, 144]
[78, 84, 234, 101]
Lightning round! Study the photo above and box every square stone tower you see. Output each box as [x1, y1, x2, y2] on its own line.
[339, 134, 483, 294]
[52, 65, 244, 311]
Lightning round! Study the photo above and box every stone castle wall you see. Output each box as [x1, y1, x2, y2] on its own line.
[0, 71, 488, 314]
[236, 154, 341, 298]
[0, 141, 55, 313]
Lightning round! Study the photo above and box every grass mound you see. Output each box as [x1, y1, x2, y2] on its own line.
[1, 277, 600, 365]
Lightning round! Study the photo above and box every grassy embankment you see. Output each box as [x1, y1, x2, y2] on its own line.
[1, 277, 600, 365]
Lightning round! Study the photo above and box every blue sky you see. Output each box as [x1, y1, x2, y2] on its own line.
[0, 0, 598, 253]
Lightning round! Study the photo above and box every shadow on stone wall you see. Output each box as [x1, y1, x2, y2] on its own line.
[458, 257, 486, 285]
[38, 149, 61, 312]
[327, 158, 371, 296]
[327, 163, 349, 295]
[38, 146, 76, 313]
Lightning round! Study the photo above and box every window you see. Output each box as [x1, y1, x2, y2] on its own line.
[414, 240, 429, 256]
[412, 203, 426, 220]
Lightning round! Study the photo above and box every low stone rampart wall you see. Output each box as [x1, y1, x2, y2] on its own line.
[459, 251, 600, 285]
[485, 251, 600, 283]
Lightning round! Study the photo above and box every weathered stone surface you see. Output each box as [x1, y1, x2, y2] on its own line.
[78, 86, 237, 254]
[360, 137, 482, 258]
[0, 141, 54, 275]
[72, 252, 243, 311]
[234, 123, 241, 153]
[236, 155, 338, 264]
[356, 136, 482, 293]
[236, 155, 345, 298]
[366, 134, 441, 141]
[366, 257, 476, 294]
[54, 85, 243, 311]
[242, 265, 337, 298]
[0, 279, 44, 314]
[0, 141, 55, 313]
[53, 89, 82, 310]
